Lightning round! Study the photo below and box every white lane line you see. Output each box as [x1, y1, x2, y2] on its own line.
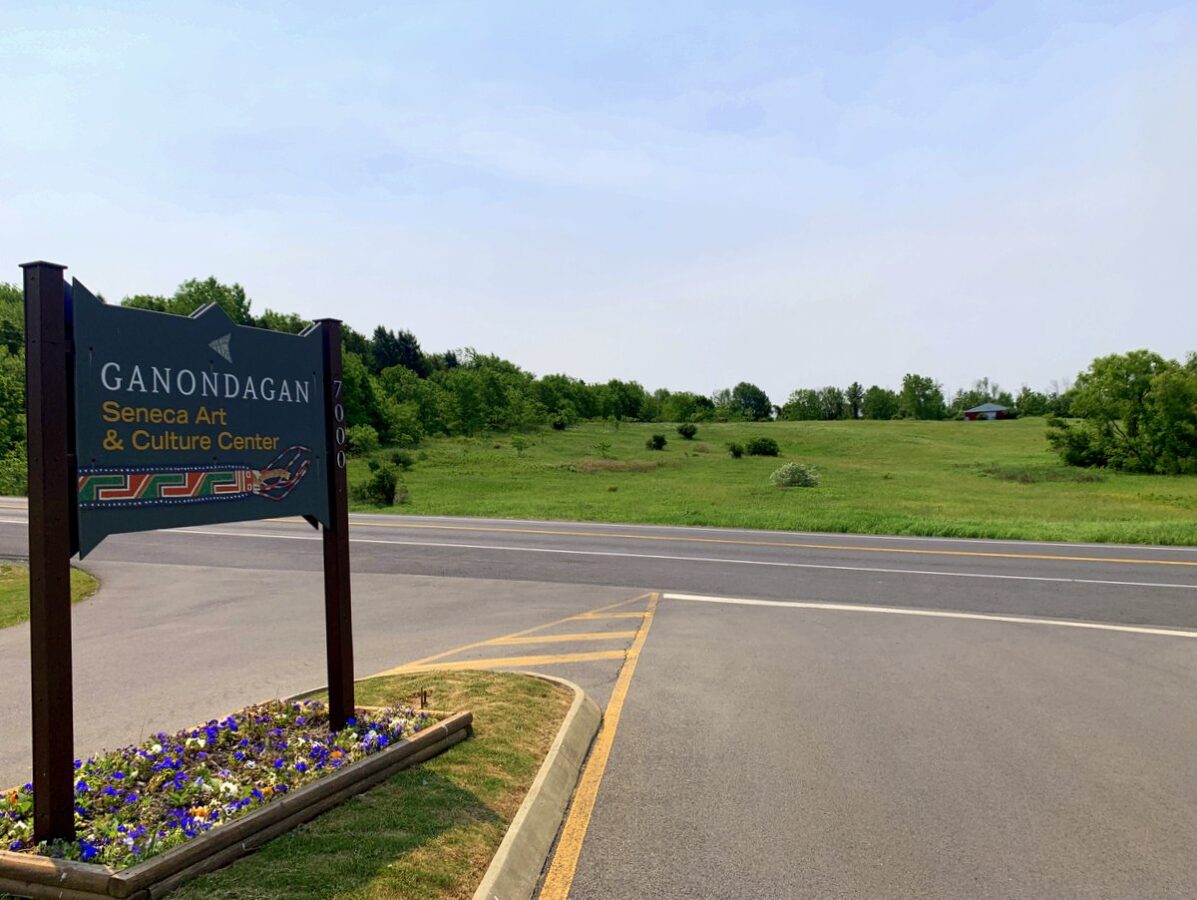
[662, 592, 1197, 639]
[122, 528, 1197, 592]
[3, 513, 1197, 555]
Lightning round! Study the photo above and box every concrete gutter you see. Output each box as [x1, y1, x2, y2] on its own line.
[473, 673, 601, 900]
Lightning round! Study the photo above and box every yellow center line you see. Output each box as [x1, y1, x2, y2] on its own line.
[380, 649, 627, 674]
[343, 519, 1197, 568]
[482, 631, 638, 646]
[571, 611, 648, 620]
[366, 592, 652, 676]
[540, 592, 660, 900]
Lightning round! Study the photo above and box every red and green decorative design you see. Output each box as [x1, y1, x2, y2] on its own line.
[78, 445, 313, 509]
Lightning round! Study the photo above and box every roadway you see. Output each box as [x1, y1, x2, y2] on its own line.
[1, 504, 1195, 898]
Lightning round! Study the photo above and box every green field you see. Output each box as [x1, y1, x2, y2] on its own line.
[348, 419, 1197, 546]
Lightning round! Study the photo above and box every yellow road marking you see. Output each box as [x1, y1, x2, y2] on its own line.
[540, 592, 660, 899]
[483, 631, 638, 646]
[571, 611, 647, 620]
[344, 519, 1197, 568]
[367, 592, 652, 676]
[380, 649, 627, 674]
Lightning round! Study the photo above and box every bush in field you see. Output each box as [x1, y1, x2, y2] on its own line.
[646, 434, 667, 451]
[676, 423, 698, 440]
[346, 424, 380, 455]
[551, 416, 568, 430]
[727, 442, 744, 458]
[357, 462, 405, 506]
[745, 436, 779, 457]
[389, 449, 416, 470]
[770, 462, 820, 488]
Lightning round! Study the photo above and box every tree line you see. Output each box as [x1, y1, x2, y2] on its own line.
[776, 375, 1074, 421]
[0, 277, 1193, 489]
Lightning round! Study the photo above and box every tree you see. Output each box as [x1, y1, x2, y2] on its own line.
[899, 374, 946, 420]
[862, 385, 900, 420]
[846, 382, 864, 419]
[123, 277, 254, 324]
[781, 389, 821, 421]
[0, 283, 23, 355]
[951, 377, 1013, 414]
[816, 386, 846, 420]
[731, 382, 773, 421]
[371, 326, 402, 373]
[255, 309, 311, 334]
[1048, 349, 1197, 474]
[1015, 386, 1049, 417]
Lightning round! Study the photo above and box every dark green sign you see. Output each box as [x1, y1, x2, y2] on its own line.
[72, 281, 331, 556]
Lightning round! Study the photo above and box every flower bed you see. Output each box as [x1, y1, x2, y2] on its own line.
[1, 699, 434, 869]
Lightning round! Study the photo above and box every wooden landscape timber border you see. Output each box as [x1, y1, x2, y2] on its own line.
[0, 711, 473, 900]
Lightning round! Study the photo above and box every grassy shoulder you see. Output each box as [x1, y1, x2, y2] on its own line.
[0, 563, 99, 629]
[349, 419, 1197, 545]
[172, 670, 574, 900]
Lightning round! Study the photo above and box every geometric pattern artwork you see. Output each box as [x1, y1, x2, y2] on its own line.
[78, 445, 313, 509]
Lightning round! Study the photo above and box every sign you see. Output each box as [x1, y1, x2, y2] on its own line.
[72, 282, 331, 556]
[21, 262, 355, 844]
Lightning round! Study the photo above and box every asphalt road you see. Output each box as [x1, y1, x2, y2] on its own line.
[2, 503, 1196, 898]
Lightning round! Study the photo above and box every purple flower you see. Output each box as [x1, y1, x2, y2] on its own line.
[273, 758, 285, 770]
[295, 761, 308, 773]
[78, 839, 98, 862]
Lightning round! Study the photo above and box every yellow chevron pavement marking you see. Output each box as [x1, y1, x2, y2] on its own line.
[367, 591, 652, 676]
[482, 631, 638, 646]
[381, 649, 627, 674]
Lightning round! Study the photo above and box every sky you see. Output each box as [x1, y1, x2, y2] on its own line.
[2, 1, 1195, 403]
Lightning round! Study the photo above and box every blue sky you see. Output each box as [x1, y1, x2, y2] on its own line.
[3, 1, 1195, 401]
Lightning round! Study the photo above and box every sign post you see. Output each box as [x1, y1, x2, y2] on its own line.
[316, 319, 354, 730]
[21, 264, 356, 842]
[22, 261, 77, 843]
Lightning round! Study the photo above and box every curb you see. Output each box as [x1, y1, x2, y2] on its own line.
[472, 673, 601, 900]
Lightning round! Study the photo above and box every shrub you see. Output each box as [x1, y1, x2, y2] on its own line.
[390, 449, 416, 470]
[645, 434, 667, 451]
[727, 442, 744, 458]
[676, 423, 698, 440]
[357, 462, 402, 506]
[551, 417, 568, 431]
[770, 462, 820, 488]
[345, 424, 380, 455]
[511, 435, 529, 457]
[595, 441, 613, 459]
[746, 436, 779, 456]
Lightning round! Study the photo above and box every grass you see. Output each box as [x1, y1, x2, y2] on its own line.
[171, 670, 573, 900]
[0, 563, 99, 629]
[350, 419, 1197, 546]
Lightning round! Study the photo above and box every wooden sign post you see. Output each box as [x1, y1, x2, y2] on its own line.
[22, 261, 77, 843]
[315, 319, 354, 731]
[21, 263, 356, 842]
